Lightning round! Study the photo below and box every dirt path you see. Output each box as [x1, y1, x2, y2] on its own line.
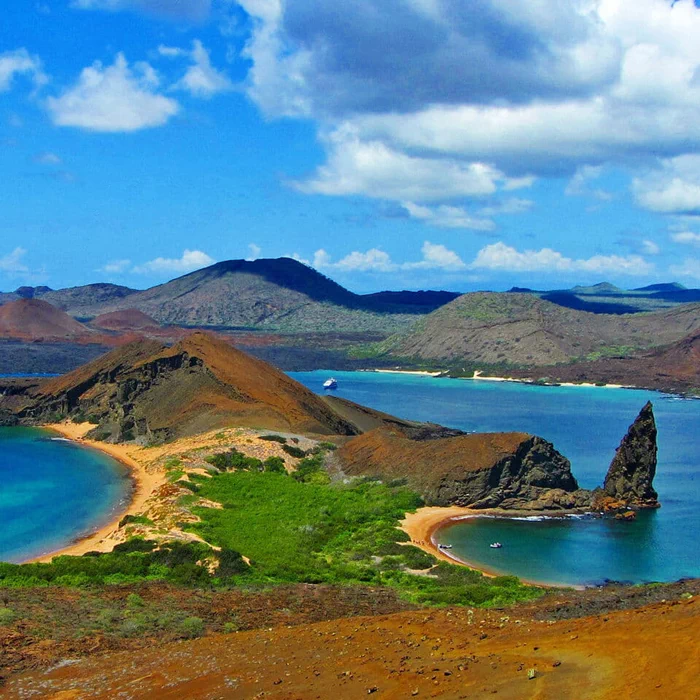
[3, 594, 696, 699]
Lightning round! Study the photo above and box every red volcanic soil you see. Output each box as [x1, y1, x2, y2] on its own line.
[3, 592, 697, 699]
[0, 298, 91, 341]
[90, 308, 159, 331]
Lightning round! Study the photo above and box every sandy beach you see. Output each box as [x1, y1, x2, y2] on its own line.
[373, 369, 443, 376]
[28, 423, 166, 563]
[401, 506, 584, 588]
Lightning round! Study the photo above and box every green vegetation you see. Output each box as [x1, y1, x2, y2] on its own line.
[187, 469, 540, 607]
[281, 443, 306, 459]
[118, 514, 154, 528]
[259, 434, 287, 444]
[0, 447, 540, 608]
[584, 345, 637, 362]
[0, 540, 246, 588]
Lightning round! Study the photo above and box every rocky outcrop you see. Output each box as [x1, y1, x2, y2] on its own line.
[595, 401, 659, 510]
[337, 427, 592, 510]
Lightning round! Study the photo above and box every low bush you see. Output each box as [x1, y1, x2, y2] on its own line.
[282, 444, 306, 459]
[206, 448, 264, 472]
[263, 456, 286, 473]
[259, 434, 287, 444]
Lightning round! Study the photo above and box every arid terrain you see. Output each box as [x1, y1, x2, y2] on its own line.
[1, 580, 697, 699]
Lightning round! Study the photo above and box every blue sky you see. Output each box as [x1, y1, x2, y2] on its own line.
[1, 0, 700, 294]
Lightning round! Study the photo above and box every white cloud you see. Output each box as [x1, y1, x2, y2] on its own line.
[47, 53, 179, 132]
[669, 258, 700, 279]
[247, 243, 262, 260]
[633, 155, 700, 214]
[134, 249, 215, 274]
[33, 151, 61, 165]
[671, 231, 700, 247]
[71, 0, 211, 22]
[0, 247, 29, 274]
[295, 128, 523, 203]
[161, 40, 233, 98]
[311, 240, 466, 273]
[0, 48, 47, 93]
[235, 0, 700, 210]
[470, 242, 654, 276]
[641, 240, 661, 255]
[479, 198, 533, 217]
[401, 202, 495, 231]
[100, 259, 132, 274]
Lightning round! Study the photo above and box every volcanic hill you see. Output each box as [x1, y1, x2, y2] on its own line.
[1, 259, 451, 333]
[380, 292, 700, 366]
[2, 332, 366, 440]
[0, 298, 92, 341]
[90, 308, 160, 331]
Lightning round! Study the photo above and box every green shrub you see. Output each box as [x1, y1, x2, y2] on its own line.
[119, 514, 154, 528]
[263, 456, 286, 473]
[0, 607, 16, 625]
[177, 480, 200, 493]
[126, 593, 144, 608]
[179, 616, 205, 638]
[259, 434, 287, 444]
[282, 444, 306, 459]
[206, 448, 263, 472]
[113, 538, 158, 554]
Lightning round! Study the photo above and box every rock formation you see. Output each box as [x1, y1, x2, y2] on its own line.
[337, 427, 592, 510]
[596, 401, 659, 509]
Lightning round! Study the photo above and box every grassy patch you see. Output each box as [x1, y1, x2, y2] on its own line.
[188, 471, 540, 607]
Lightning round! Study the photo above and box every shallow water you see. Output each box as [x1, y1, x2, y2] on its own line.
[0, 427, 131, 563]
[291, 371, 700, 585]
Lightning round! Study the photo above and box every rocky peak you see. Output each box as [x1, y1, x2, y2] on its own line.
[601, 401, 659, 509]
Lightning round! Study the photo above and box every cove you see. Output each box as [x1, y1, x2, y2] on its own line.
[291, 371, 700, 586]
[0, 427, 132, 563]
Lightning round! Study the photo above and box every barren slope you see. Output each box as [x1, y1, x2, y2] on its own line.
[4, 594, 696, 699]
[386, 292, 700, 365]
[0, 299, 92, 341]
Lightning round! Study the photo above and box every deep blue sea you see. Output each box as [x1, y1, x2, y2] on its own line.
[291, 371, 700, 586]
[0, 427, 131, 563]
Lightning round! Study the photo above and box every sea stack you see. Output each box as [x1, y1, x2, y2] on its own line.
[600, 401, 659, 509]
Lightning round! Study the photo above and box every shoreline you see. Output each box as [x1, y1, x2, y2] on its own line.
[400, 506, 585, 590]
[26, 423, 165, 563]
[371, 369, 444, 377]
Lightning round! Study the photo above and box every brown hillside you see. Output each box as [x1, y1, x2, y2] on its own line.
[15, 332, 359, 440]
[386, 292, 700, 366]
[0, 298, 91, 341]
[90, 308, 159, 331]
[337, 427, 588, 509]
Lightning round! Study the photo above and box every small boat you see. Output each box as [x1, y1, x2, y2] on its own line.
[489, 542, 502, 549]
[323, 377, 338, 390]
[437, 543, 452, 550]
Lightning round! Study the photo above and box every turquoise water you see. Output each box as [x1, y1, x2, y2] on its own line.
[291, 371, 700, 586]
[0, 427, 132, 563]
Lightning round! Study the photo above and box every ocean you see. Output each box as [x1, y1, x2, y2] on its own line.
[0, 427, 131, 563]
[291, 371, 700, 586]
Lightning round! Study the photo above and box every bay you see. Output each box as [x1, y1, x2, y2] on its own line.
[290, 370, 700, 586]
[0, 427, 131, 564]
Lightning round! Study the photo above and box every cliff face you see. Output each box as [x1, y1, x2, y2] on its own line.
[598, 401, 659, 509]
[337, 427, 591, 510]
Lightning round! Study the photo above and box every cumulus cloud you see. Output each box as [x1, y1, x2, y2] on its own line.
[47, 54, 179, 132]
[0, 247, 29, 274]
[160, 40, 233, 97]
[295, 127, 524, 203]
[470, 242, 654, 276]
[633, 155, 700, 214]
[133, 249, 215, 274]
[671, 231, 700, 247]
[71, 0, 211, 22]
[310, 241, 466, 273]
[0, 48, 47, 92]
[235, 0, 700, 208]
